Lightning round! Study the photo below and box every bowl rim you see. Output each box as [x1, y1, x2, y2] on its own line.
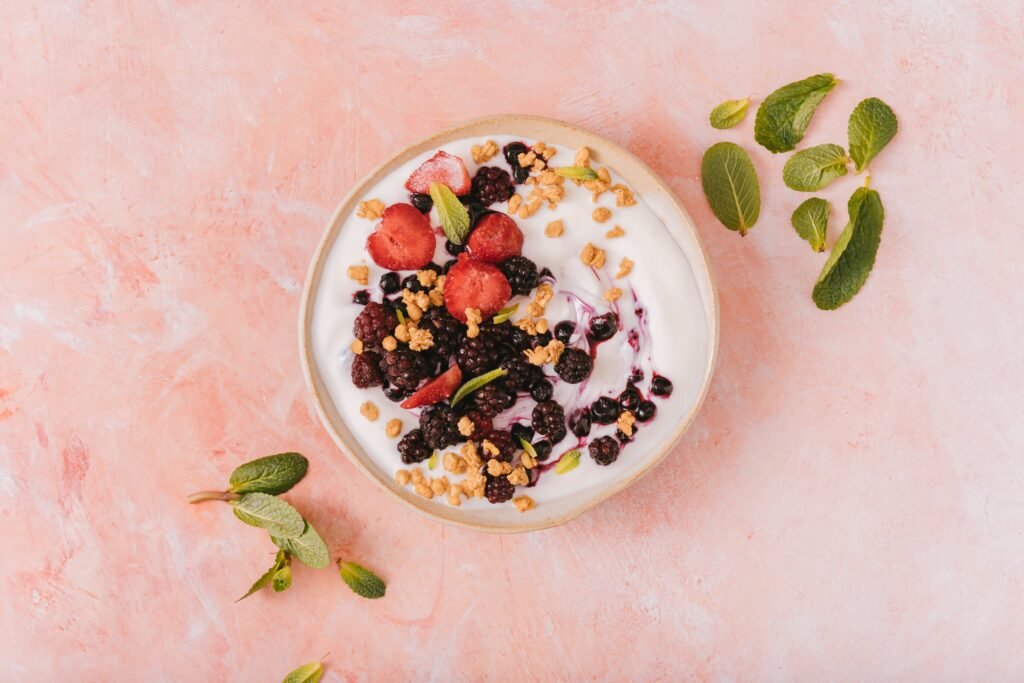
[299, 114, 719, 533]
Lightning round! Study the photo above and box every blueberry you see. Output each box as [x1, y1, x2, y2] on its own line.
[618, 386, 642, 412]
[530, 380, 553, 402]
[630, 368, 644, 384]
[503, 141, 530, 184]
[509, 327, 530, 350]
[402, 274, 423, 293]
[379, 272, 401, 295]
[651, 374, 674, 397]
[591, 396, 619, 424]
[352, 290, 370, 305]
[635, 400, 657, 422]
[549, 428, 567, 445]
[409, 193, 433, 213]
[532, 439, 553, 461]
[510, 423, 534, 444]
[383, 385, 408, 402]
[424, 262, 443, 275]
[570, 409, 592, 437]
[554, 321, 576, 344]
[445, 240, 466, 256]
[531, 332, 553, 348]
[589, 313, 619, 342]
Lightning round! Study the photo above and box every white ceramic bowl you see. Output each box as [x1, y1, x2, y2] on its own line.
[300, 115, 718, 533]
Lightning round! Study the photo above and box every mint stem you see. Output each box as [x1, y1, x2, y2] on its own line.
[187, 490, 241, 504]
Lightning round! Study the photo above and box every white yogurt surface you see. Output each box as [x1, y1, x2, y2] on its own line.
[310, 136, 709, 510]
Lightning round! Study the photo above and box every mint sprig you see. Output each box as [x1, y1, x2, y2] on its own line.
[238, 550, 289, 601]
[282, 661, 325, 683]
[338, 560, 387, 599]
[709, 98, 750, 129]
[430, 181, 471, 244]
[754, 73, 838, 153]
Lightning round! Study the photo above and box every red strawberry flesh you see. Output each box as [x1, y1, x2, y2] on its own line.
[366, 203, 436, 270]
[405, 151, 471, 195]
[466, 212, 523, 264]
[400, 364, 463, 409]
[444, 253, 512, 322]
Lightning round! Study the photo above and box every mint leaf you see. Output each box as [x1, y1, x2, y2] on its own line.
[709, 98, 750, 129]
[427, 451, 438, 470]
[791, 198, 830, 253]
[848, 97, 898, 172]
[554, 166, 599, 180]
[338, 561, 386, 599]
[450, 368, 508, 406]
[555, 450, 582, 474]
[782, 144, 849, 192]
[812, 187, 884, 310]
[754, 73, 838, 153]
[430, 181, 470, 245]
[272, 521, 330, 569]
[519, 438, 538, 460]
[700, 142, 761, 235]
[237, 550, 288, 602]
[232, 492, 305, 539]
[492, 303, 519, 324]
[282, 661, 324, 683]
[228, 452, 308, 495]
[272, 562, 292, 593]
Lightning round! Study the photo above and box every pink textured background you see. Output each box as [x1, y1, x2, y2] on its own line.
[2, 2, 1022, 680]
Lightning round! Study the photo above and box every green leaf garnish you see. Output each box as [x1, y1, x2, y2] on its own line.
[237, 549, 289, 601]
[228, 452, 308, 495]
[555, 450, 581, 474]
[430, 181, 471, 245]
[791, 198, 830, 253]
[492, 304, 519, 324]
[395, 308, 405, 324]
[272, 562, 292, 593]
[272, 521, 330, 569]
[450, 368, 508, 406]
[754, 73, 839, 153]
[232, 492, 305, 539]
[700, 142, 761, 235]
[282, 661, 325, 683]
[554, 166, 599, 180]
[812, 187, 884, 310]
[519, 438, 538, 460]
[848, 97, 898, 172]
[338, 561, 386, 599]
[427, 451, 438, 470]
[709, 98, 750, 129]
[782, 144, 849, 192]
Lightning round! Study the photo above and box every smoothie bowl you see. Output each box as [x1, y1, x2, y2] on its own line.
[300, 115, 717, 533]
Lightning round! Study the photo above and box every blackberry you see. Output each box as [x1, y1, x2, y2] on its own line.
[380, 348, 429, 391]
[442, 258, 458, 274]
[500, 356, 544, 392]
[509, 327, 530, 351]
[410, 193, 433, 213]
[445, 240, 466, 256]
[353, 290, 370, 305]
[383, 384, 409, 402]
[485, 475, 515, 504]
[591, 397, 619, 424]
[532, 400, 565, 438]
[589, 312, 619, 342]
[422, 307, 465, 359]
[457, 336, 502, 376]
[402, 273, 424, 293]
[479, 429, 517, 462]
[618, 386, 642, 412]
[503, 141, 531, 184]
[532, 439, 553, 462]
[530, 380, 554, 402]
[635, 400, 657, 422]
[471, 166, 515, 207]
[510, 423, 535, 444]
[554, 321, 576, 344]
[398, 429, 432, 464]
[379, 272, 401, 295]
[629, 368, 644, 384]
[555, 348, 593, 384]
[419, 404, 461, 449]
[354, 302, 398, 346]
[458, 407, 493, 437]
[651, 374, 674, 397]
[570, 409, 592, 437]
[589, 436, 620, 466]
[500, 256, 539, 296]
[472, 382, 515, 418]
[351, 350, 384, 388]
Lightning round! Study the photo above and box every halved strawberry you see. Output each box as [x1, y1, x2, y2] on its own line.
[466, 212, 523, 264]
[405, 151, 471, 195]
[400, 364, 463, 409]
[444, 253, 512, 322]
[366, 203, 436, 270]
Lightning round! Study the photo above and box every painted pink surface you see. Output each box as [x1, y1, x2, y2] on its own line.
[2, 1, 1022, 680]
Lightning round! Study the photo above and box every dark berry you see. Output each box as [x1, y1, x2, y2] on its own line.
[591, 396, 619, 424]
[383, 384, 409, 402]
[503, 141, 530, 184]
[532, 439, 553, 462]
[549, 428, 567, 445]
[419, 404, 461, 449]
[379, 271, 401, 295]
[480, 429, 517, 462]
[442, 258, 458, 274]
[458, 408, 493, 437]
[423, 262, 443, 275]
[554, 321, 576, 344]
[651, 374, 674, 397]
[618, 386, 642, 412]
[555, 348, 593, 384]
[510, 423, 534, 444]
[352, 289, 370, 305]
[570, 409, 592, 437]
[630, 368, 645, 384]
[500, 256, 539, 296]
[401, 273, 424, 293]
[353, 302, 398, 346]
[445, 240, 466, 256]
[380, 348, 429, 391]
[500, 356, 544, 392]
[635, 400, 657, 422]
[589, 312, 619, 342]
[538, 267, 554, 280]
[616, 427, 636, 444]
[531, 332, 553, 348]
[589, 436, 620, 466]
[421, 307, 465, 359]
[472, 382, 515, 418]
[471, 166, 515, 207]
[485, 475, 515, 504]
[509, 327, 530, 351]
[409, 193, 433, 213]
[351, 350, 384, 388]
[457, 336, 502, 376]
[532, 400, 565, 438]
[398, 429, 432, 464]
[530, 380, 554, 402]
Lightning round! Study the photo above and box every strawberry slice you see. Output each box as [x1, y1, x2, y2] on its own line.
[444, 253, 512, 322]
[400, 364, 463, 409]
[405, 151, 471, 195]
[366, 203, 436, 270]
[466, 212, 523, 264]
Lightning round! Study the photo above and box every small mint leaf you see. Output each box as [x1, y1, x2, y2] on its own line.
[427, 451, 438, 470]
[848, 97, 898, 172]
[519, 438, 538, 461]
[791, 198, 830, 253]
[231, 492, 305, 539]
[554, 166, 599, 180]
[281, 661, 325, 683]
[236, 550, 287, 602]
[555, 450, 582, 474]
[338, 561, 386, 599]
[492, 303, 519, 324]
[450, 368, 508, 407]
[430, 182, 471, 245]
[709, 98, 750, 129]
[782, 144, 849, 192]
[272, 562, 292, 593]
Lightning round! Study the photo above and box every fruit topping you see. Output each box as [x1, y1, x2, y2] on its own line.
[589, 436, 620, 466]
[353, 302, 398, 346]
[554, 348, 593, 384]
[379, 271, 401, 294]
[399, 364, 463, 409]
[470, 166, 515, 206]
[529, 379, 554, 402]
[351, 350, 384, 388]
[651, 374, 674, 397]
[588, 312, 619, 342]
[466, 212, 523, 264]
[532, 400, 566, 439]
[366, 203, 436, 271]
[398, 428, 432, 464]
[409, 193, 433, 213]
[500, 255, 539, 296]
[418, 404, 462, 450]
[503, 142, 531, 184]
[405, 150, 471, 195]
[590, 396, 619, 424]
[444, 253, 512, 321]
[380, 348, 430, 392]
